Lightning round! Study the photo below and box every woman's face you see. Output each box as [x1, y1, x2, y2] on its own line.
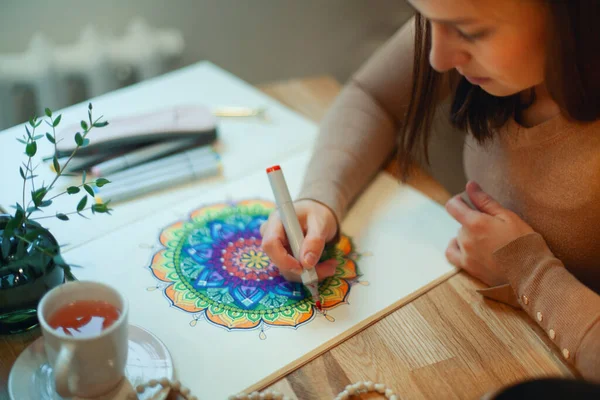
[408, 0, 548, 97]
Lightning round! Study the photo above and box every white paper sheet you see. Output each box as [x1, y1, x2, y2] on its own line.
[63, 151, 459, 399]
[0, 62, 318, 251]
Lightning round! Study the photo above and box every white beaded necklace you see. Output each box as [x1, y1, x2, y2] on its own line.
[131, 378, 398, 400]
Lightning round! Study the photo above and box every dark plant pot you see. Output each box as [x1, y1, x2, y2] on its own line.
[0, 215, 65, 334]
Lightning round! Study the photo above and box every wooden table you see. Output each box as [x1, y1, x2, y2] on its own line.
[0, 76, 574, 400]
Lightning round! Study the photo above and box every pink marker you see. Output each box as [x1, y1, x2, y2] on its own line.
[266, 165, 321, 309]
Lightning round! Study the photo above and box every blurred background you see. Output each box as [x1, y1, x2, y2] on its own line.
[0, 0, 414, 131]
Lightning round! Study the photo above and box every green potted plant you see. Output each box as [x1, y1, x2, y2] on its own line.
[0, 103, 111, 334]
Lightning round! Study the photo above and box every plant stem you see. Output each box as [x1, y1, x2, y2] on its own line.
[46, 182, 89, 201]
[28, 158, 36, 193]
[21, 125, 36, 225]
[45, 116, 103, 193]
[51, 117, 58, 160]
[25, 115, 103, 220]
[30, 206, 95, 220]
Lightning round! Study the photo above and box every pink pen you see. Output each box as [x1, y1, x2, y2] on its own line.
[266, 165, 321, 309]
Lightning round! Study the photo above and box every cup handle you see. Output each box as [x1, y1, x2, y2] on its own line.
[54, 343, 76, 397]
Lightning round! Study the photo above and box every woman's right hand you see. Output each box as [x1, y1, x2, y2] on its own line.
[260, 199, 339, 282]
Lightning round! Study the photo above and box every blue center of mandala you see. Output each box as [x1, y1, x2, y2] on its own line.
[177, 214, 307, 310]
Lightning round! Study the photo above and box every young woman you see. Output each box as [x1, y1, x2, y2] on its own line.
[260, 0, 600, 381]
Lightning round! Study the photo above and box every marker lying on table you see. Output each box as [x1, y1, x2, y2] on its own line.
[266, 165, 321, 310]
[95, 150, 220, 203]
[90, 138, 200, 176]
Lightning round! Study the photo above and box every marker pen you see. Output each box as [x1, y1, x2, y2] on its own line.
[266, 165, 321, 309]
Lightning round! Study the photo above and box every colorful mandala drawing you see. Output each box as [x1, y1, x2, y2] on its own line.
[148, 200, 361, 336]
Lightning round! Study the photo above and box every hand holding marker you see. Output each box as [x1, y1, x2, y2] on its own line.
[266, 165, 321, 309]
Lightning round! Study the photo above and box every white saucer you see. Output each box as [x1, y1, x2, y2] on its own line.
[8, 324, 174, 400]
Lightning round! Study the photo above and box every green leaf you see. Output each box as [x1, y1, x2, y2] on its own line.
[14, 203, 25, 214]
[91, 202, 112, 214]
[80, 120, 88, 131]
[67, 186, 80, 194]
[35, 120, 42, 128]
[52, 155, 60, 174]
[1, 235, 11, 260]
[15, 236, 26, 259]
[23, 228, 46, 243]
[95, 178, 110, 187]
[45, 133, 55, 144]
[74, 132, 83, 146]
[77, 195, 87, 212]
[29, 116, 36, 127]
[45, 108, 52, 117]
[39, 200, 52, 208]
[17, 138, 27, 144]
[61, 263, 77, 281]
[33, 134, 43, 140]
[53, 114, 62, 127]
[84, 184, 95, 197]
[82, 170, 87, 184]
[25, 141, 37, 157]
[88, 103, 93, 110]
[1, 218, 18, 259]
[19, 167, 26, 180]
[25, 125, 32, 139]
[56, 213, 69, 221]
[93, 121, 109, 128]
[81, 138, 90, 147]
[32, 187, 48, 207]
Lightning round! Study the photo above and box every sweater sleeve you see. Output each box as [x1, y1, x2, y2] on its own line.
[493, 232, 600, 382]
[297, 17, 417, 221]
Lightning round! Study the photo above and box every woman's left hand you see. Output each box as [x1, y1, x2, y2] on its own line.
[445, 181, 535, 287]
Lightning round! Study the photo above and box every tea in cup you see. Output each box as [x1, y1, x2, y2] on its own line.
[37, 281, 129, 398]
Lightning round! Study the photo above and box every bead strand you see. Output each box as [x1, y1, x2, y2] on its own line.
[131, 378, 397, 400]
[230, 381, 398, 400]
[127, 377, 198, 400]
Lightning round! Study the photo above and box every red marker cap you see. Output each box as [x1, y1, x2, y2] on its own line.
[266, 165, 281, 173]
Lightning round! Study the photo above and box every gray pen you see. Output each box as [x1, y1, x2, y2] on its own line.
[90, 138, 199, 176]
[103, 150, 216, 186]
[99, 145, 215, 182]
[266, 165, 321, 309]
[57, 153, 108, 173]
[95, 153, 220, 203]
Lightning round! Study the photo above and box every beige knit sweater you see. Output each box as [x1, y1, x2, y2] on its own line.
[298, 20, 600, 381]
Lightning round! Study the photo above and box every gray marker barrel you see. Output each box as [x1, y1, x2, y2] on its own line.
[91, 138, 200, 176]
[100, 145, 215, 182]
[266, 165, 319, 287]
[96, 153, 219, 203]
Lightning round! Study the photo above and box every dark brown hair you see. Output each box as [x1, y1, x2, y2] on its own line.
[398, 1, 600, 178]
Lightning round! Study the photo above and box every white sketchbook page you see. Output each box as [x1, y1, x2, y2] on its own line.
[0, 61, 317, 251]
[63, 152, 460, 399]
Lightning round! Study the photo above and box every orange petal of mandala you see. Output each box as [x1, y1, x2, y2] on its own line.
[205, 308, 261, 329]
[237, 199, 276, 209]
[265, 307, 315, 327]
[337, 235, 352, 256]
[321, 279, 350, 309]
[159, 221, 184, 246]
[166, 285, 201, 312]
[190, 203, 230, 221]
[151, 251, 173, 282]
[336, 259, 357, 280]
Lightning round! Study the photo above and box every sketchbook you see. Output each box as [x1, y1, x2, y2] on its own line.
[64, 151, 459, 399]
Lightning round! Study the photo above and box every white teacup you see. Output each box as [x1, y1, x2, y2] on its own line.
[37, 281, 129, 398]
